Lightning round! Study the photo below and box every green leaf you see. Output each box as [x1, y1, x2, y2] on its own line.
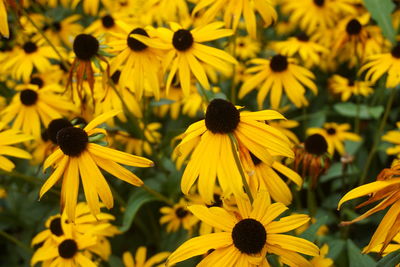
[377, 249, 400, 267]
[150, 98, 175, 107]
[364, 0, 396, 44]
[347, 240, 376, 267]
[299, 215, 328, 241]
[119, 190, 157, 232]
[333, 102, 384, 119]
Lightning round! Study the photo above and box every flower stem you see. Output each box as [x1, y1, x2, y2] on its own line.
[0, 230, 32, 254]
[359, 88, 397, 185]
[20, 9, 69, 71]
[228, 133, 254, 203]
[355, 96, 361, 134]
[141, 184, 173, 206]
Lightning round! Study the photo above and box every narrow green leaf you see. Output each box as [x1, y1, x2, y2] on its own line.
[119, 190, 156, 232]
[299, 215, 328, 241]
[377, 249, 400, 267]
[333, 102, 384, 119]
[364, 0, 396, 44]
[347, 239, 376, 267]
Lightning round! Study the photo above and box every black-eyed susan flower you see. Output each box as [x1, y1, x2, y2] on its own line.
[137, 0, 190, 26]
[108, 26, 163, 100]
[240, 148, 302, 205]
[39, 110, 154, 219]
[86, 12, 127, 40]
[338, 160, 400, 253]
[0, 84, 77, 139]
[2, 38, 61, 82]
[43, 15, 83, 47]
[281, 0, 356, 34]
[382, 122, 400, 157]
[174, 98, 293, 203]
[294, 134, 331, 188]
[231, 35, 261, 60]
[160, 198, 198, 233]
[307, 123, 361, 155]
[360, 43, 400, 88]
[192, 0, 277, 38]
[0, 124, 33, 172]
[123, 247, 170, 267]
[132, 22, 237, 96]
[329, 75, 373, 101]
[273, 33, 328, 68]
[167, 192, 319, 266]
[239, 54, 317, 109]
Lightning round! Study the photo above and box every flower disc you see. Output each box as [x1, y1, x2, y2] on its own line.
[205, 99, 240, 134]
[232, 218, 266, 254]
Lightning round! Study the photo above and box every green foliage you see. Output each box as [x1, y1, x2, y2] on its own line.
[363, 0, 396, 44]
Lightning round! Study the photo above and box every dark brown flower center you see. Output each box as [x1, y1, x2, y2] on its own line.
[304, 134, 328, 155]
[101, 15, 115, 28]
[205, 99, 240, 134]
[313, 0, 324, 7]
[270, 55, 288, 72]
[23, 41, 38, 54]
[47, 119, 73, 145]
[346, 19, 362, 35]
[50, 217, 64, 236]
[58, 239, 78, 259]
[73, 34, 99, 61]
[326, 127, 336, 135]
[296, 33, 309, 42]
[391, 44, 400, 58]
[172, 29, 193, 51]
[57, 127, 88, 157]
[20, 89, 38, 106]
[175, 207, 188, 218]
[232, 218, 266, 254]
[127, 28, 149, 51]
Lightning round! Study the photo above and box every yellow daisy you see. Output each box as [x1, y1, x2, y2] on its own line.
[359, 43, 400, 88]
[167, 192, 319, 266]
[132, 22, 237, 96]
[382, 122, 400, 157]
[0, 84, 77, 139]
[174, 98, 293, 203]
[231, 35, 261, 60]
[39, 110, 154, 219]
[0, 125, 33, 172]
[307, 123, 361, 155]
[273, 33, 329, 68]
[329, 75, 373, 101]
[338, 160, 400, 253]
[160, 198, 198, 234]
[239, 54, 317, 109]
[192, 0, 277, 38]
[44, 15, 83, 47]
[123, 247, 170, 267]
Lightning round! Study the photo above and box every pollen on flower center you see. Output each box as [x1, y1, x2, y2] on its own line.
[127, 28, 149, 51]
[326, 127, 336, 135]
[172, 29, 194, 51]
[50, 217, 64, 236]
[102, 15, 115, 28]
[391, 44, 400, 58]
[57, 127, 88, 157]
[175, 207, 188, 218]
[346, 19, 362, 35]
[73, 34, 99, 61]
[313, 0, 324, 7]
[270, 55, 288, 72]
[20, 89, 38, 106]
[304, 134, 328, 155]
[47, 119, 73, 145]
[30, 77, 44, 88]
[58, 239, 78, 259]
[205, 99, 240, 134]
[23, 41, 38, 54]
[232, 218, 266, 254]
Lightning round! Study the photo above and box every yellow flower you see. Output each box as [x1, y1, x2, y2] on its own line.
[0, 0, 9, 38]
[307, 123, 361, 155]
[231, 36, 261, 60]
[160, 198, 198, 233]
[359, 43, 400, 88]
[132, 22, 236, 96]
[382, 122, 400, 157]
[174, 98, 293, 203]
[123, 247, 170, 267]
[167, 192, 319, 266]
[44, 15, 83, 47]
[329, 75, 373, 101]
[192, 0, 277, 38]
[39, 110, 154, 219]
[0, 84, 77, 139]
[311, 244, 333, 267]
[239, 55, 317, 109]
[338, 161, 400, 253]
[0, 125, 33, 172]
